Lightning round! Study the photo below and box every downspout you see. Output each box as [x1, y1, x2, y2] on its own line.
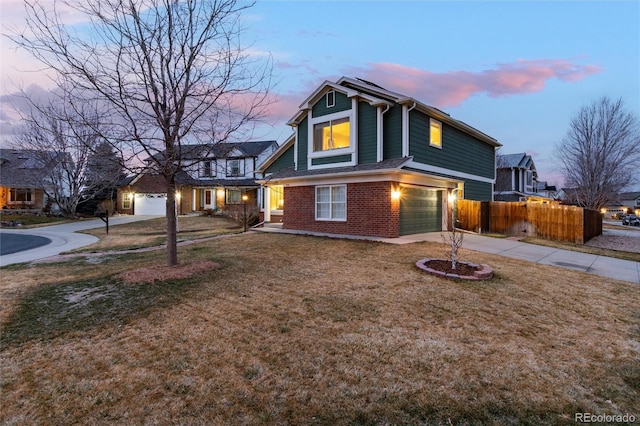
[377, 104, 391, 162]
[402, 102, 417, 158]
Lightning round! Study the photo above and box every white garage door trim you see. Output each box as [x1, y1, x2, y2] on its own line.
[134, 193, 167, 216]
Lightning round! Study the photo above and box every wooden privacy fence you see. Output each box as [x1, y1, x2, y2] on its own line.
[455, 200, 602, 244]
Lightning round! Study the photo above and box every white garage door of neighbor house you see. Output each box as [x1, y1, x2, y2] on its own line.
[134, 193, 167, 216]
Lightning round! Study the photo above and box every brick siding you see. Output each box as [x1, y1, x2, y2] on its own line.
[283, 181, 400, 238]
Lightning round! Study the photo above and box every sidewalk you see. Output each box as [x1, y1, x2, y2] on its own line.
[0, 215, 160, 267]
[254, 226, 640, 285]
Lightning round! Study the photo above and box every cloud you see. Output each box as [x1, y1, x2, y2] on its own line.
[342, 59, 603, 107]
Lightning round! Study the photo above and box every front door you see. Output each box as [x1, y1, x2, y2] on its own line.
[204, 189, 214, 209]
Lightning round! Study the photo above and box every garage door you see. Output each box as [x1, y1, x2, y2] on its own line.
[134, 193, 166, 216]
[400, 187, 442, 235]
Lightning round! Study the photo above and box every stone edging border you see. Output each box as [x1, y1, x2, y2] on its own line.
[415, 258, 494, 281]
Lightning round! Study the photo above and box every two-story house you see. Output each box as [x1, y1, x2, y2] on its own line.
[494, 153, 545, 202]
[117, 141, 278, 216]
[257, 77, 501, 238]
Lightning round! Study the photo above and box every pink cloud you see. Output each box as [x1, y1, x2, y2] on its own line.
[343, 59, 602, 107]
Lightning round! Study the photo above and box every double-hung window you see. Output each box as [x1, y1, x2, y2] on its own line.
[429, 118, 442, 148]
[227, 159, 242, 177]
[313, 117, 350, 152]
[202, 161, 214, 177]
[316, 185, 346, 221]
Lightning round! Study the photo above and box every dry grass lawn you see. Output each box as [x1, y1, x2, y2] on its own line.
[1, 221, 639, 424]
[75, 215, 243, 252]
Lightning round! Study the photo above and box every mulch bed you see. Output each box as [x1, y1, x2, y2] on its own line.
[416, 258, 494, 280]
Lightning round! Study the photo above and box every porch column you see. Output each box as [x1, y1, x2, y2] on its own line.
[263, 186, 271, 223]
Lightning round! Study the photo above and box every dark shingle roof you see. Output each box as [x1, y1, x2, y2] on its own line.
[147, 141, 278, 163]
[498, 153, 533, 169]
[262, 157, 411, 182]
[0, 149, 62, 187]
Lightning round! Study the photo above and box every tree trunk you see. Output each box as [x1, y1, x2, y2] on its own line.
[166, 179, 178, 267]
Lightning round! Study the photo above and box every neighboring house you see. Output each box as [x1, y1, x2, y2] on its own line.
[0, 149, 57, 211]
[620, 192, 640, 215]
[257, 77, 501, 238]
[536, 181, 557, 200]
[494, 153, 552, 202]
[117, 141, 278, 216]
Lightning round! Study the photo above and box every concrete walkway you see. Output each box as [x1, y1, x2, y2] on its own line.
[254, 226, 640, 285]
[0, 215, 160, 267]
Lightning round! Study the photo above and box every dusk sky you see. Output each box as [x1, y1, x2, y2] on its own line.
[1, 0, 639, 189]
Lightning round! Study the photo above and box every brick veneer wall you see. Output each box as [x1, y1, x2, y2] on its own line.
[284, 181, 400, 238]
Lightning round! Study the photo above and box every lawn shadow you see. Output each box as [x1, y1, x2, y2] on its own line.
[0, 274, 197, 349]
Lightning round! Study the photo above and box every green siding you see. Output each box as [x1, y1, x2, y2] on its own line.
[297, 117, 308, 171]
[358, 101, 377, 164]
[402, 166, 493, 202]
[409, 110, 495, 180]
[462, 179, 493, 201]
[264, 145, 294, 174]
[400, 187, 442, 235]
[383, 105, 403, 159]
[312, 91, 351, 118]
[311, 154, 352, 166]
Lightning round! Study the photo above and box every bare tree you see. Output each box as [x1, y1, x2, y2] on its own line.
[556, 97, 640, 210]
[10, 0, 272, 266]
[13, 102, 115, 217]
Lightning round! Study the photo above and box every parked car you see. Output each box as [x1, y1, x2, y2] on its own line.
[622, 214, 640, 226]
[612, 213, 624, 219]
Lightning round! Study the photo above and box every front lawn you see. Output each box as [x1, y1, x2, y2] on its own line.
[75, 215, 244, 252]
[1, 231, 638, 424]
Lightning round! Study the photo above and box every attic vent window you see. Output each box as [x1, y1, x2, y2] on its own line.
[326, 90, 335, 108]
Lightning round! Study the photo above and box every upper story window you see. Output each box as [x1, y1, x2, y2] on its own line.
[326, 90, 335, 108]
[202, 161, 214, 177]
[526, 170, 533, 190]
[313, 117, 350, 152]
[226, 159, 242, 177]
[430, 118, 442, 148]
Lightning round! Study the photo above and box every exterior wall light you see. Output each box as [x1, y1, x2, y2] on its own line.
[391, 189, 401, 201]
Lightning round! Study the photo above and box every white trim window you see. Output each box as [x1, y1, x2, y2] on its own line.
[316, 185, 346, 221]
[326, 90, 335, 108]
[226, 159, 243, 177]
[429, 118, 442, 148]
[313, 117, 350, 152]
[525, 170, 533, 191]
[202, 160, 215, 177]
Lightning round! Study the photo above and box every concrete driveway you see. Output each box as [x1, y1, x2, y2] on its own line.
[0, 215, 160, 267]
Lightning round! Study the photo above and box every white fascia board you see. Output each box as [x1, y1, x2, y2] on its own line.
[287, 82, 391, 126]
[399, 98, 501, 148]
[405, 160, 496, 184]
[261, 167, 459, 189]
[298, 81, 357, 109]
[256, 134, 295, 173]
